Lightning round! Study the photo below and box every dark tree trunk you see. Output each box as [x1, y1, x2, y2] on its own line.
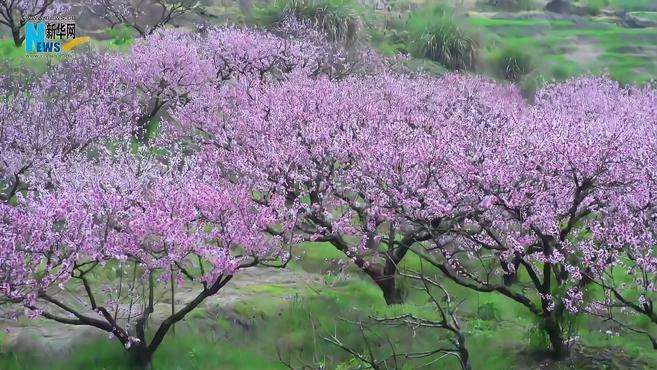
[502, 272, 516, 286]
[329, 238, 405, 305]
[133, 99, 164, 144]
[377, 249, 407, 305]
[131, 345, 154, 370]
[543, 314, 568, 359]
[501, 256, 521, 286]
[328, 229, 429, 305]
[378, 275, 403, 305]
[12, 27, 23, 47]
[456, 332, 471, 370]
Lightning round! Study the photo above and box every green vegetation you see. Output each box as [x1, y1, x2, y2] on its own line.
[407, 5, 479, 71]
[0, 39, 52, 73]
[366, 3, 657, 83]
[489, 44, 534, 82]
[572, 0, 608, 15]
[104, 26, 135, 47]
[607, 0, 657, 11]
[469, 16, 657, 83]
[256, 0, 365, 46]
[0, 332, 286, 370]
[4, 247, 657, 369]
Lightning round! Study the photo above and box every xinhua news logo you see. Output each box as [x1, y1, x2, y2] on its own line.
[24, 17, 89, 55]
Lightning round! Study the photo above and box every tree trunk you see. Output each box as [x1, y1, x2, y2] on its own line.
[543, 315, 568, 359]
[131, 345, 153, 370]
[329, 238, 405, 305]
[456, 332, 471, 370]
[502, 272, 516, 286]
[11, 27, 23, 47]
[378, 275, 403, 305]
[501, 255, 522, 285]
[378, 252, 405, 305]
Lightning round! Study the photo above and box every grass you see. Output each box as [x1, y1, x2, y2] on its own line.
[289, 241, 355, 275]
[0, 333, 286, 370]
[0, 39, 53, 73]
[367, 3, 656, 83]
[0, 276, 389, 370]
[103, 26, 134, 47]
[4, 249, 657, 369]
[468, 16, 657, 83]
[607, 0, 657, 11]
[282, 244, 657, 367]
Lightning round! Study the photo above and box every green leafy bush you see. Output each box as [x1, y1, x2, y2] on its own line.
[489, 44, 533, 82]
[407, 6, 479, 71]
[256, 0, 364, 47]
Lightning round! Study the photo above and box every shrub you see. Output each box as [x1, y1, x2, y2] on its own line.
[489, 44, 533, 82]
[256, 0, 364, 47]
[407, 6, 479, 71]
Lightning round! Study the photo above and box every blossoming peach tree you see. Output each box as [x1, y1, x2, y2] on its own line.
[576, 83, 657, 347]
[0, 28, 317, 368]
[0, 52, 293, 369]
[0, 52, 139, 203]
[391, 77, 657, 358]
[0, 148, 290, 368]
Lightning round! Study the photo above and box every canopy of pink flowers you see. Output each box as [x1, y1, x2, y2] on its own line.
[1, 27, 656, 320]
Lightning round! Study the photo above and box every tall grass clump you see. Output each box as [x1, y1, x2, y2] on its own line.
[256, 0, 364, 47]
[407, 6, 479, 71]
[489, 44, 533, 82]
